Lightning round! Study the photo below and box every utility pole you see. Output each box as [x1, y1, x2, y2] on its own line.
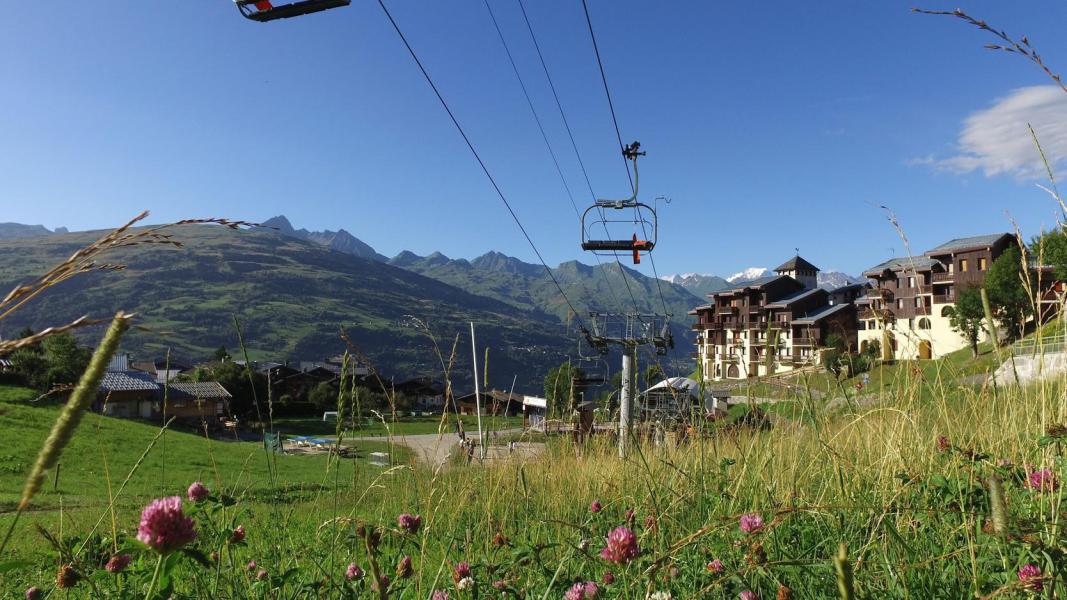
[618, 344, 634, 458]
[470, 322, 485, 460]
[583, 312, 673, 459]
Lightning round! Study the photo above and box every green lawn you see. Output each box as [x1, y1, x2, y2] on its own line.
[0, 390, 406, 514]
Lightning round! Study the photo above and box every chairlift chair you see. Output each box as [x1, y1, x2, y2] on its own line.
[580, 141, 657, 264]
[235, 0, 350, 22]
[575, 337, 611, 386]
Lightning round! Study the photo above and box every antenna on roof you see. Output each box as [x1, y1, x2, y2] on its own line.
[794, 247, 799, 256]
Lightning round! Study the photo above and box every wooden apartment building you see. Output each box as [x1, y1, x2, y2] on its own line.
[855, 233, 1014, 360]
[691, 256, 860, 381]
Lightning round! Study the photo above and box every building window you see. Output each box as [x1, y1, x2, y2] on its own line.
[914, 297, 921, 308]
[897, 299, 904, 309]
[908, 318, 914, 330]
[960, 259, 969, 272]
[918, 318, 931, 330]
[948, 262, 954, 274]
[908, 276, 915, 288]
[979, 257, 987, 271]
[941, 306, 953, 317]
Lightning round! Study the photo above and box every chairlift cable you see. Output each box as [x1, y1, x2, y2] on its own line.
[483, 0, 607, 315]
[579, 0, 673, 325]
[516, 0, 646, 318]
[377, 0, 588, 334]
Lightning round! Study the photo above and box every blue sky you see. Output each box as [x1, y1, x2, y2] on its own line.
[2, 1, 1067, 278]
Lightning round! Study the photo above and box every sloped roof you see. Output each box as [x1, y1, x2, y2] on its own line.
[522, 395, 547, 409]
[792, 303, 852, 325]
[774, 255, 820, 273]
[168, 381, 231, 400]
[926, 233, 1012, 254]
[764, 287, 826, 308]
[100, 371, 159, 392]
[720, 275, 789, 294]
[830, 283, 867, 294]
[862, 256, 939, 277]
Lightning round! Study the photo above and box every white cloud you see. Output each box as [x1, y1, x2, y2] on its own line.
[925, 86, 1067, 179]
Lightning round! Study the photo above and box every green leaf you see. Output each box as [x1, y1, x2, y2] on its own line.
[0, 560, 32, 574]
[182, 548, 213, 568]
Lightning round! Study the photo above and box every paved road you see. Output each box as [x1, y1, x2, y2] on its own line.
[351, 428, 531, 468]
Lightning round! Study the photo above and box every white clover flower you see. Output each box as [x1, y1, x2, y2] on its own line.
[457, 577, 474, 591]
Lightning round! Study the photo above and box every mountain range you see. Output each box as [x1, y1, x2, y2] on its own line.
[0, 216, 865, 388]
[662, 267, 865, 300]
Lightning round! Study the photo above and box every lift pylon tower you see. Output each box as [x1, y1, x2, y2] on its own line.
[580, 312, 673, 458]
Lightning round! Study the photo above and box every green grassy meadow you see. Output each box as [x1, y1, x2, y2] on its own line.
[2, 334, 1067, 598]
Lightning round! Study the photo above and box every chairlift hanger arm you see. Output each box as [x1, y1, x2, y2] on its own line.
[594, 141, 644, 208]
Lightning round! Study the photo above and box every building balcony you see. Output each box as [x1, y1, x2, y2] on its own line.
[717, 306, 738, 316]
[918, 284, 933, 294]
[932, 294, 955, 304]
[793, 337, 815, 346]
[932, 272, 954, 283]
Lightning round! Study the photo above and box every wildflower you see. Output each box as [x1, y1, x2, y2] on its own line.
[105, 554, 132, 573]
[590, 500, 602, 513]
[777, 584, 793, 600]
[55, 564, 80, 589]
[187, 481, 209, 502]
[432, 591, 450, 600]
[1019, 564, 1043, 591]
[247, 560, 257, 572]
[601, 571, 615, 585]
[345, 563, 364, 580]
[25, 587, 43, 600]
[936, 435, 950, 453]
[563, 581, 600, 600]
[492, 532, 510, 547]
[739, 513, 764, 534]
[457, 577, 474, 591]
[230, 525, 246, 544]
[707, 558, 724, 574]
[372, 575, 391, 593]
[600, 526, 639, 564]
[396, 555, 414, 579]
[648, 592, 672, 600]
[256, 569, 268, 581]
[493, 580, 506, 590]
[740, 592, 758, 600]
[398, 513, 422, 534]
[136, 496, 197, 554]
[1027, 469, 1057, 492]
[453, 561, 472, 583]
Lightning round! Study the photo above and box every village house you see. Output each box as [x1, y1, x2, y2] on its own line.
[455, 390, 524, 416]
[691, 255, 860, 382]
[394, 376, 446, 411]
[98, 356, 232, 423]
[166, 381, 232, 421]
[855, 233, 1014, 360]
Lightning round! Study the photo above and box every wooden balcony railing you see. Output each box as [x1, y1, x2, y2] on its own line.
[932, 294, 955, 304]
[932, 272, 954, 282]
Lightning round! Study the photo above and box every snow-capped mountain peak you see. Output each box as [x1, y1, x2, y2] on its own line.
[726, 267, 771, 283]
